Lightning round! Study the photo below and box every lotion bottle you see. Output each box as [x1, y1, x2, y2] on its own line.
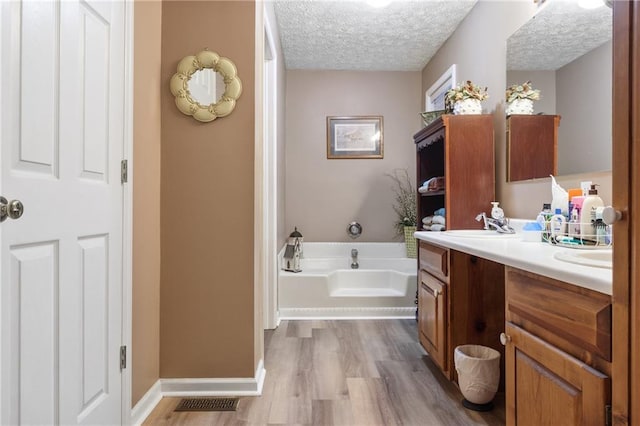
[568, 204, 581, 238]
[550, 208, 567, 239]
[579, 184, 604, 241]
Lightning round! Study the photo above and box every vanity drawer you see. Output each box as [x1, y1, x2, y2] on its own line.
[505, 267, 612, 363]
[419, 241, 448, 282]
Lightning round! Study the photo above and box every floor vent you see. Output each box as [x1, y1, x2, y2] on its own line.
[174, 397, 239, 412]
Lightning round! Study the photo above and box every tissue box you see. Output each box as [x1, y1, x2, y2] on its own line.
[522, 221, 543, 242]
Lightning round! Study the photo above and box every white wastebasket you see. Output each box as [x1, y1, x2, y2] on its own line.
[454, 345, 501, 411]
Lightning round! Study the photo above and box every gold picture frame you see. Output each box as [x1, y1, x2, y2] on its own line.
[326, 116, 384, 159]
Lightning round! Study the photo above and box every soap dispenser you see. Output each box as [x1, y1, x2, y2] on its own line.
[491, 202, 504, 220]
[579, 184, 604, 241]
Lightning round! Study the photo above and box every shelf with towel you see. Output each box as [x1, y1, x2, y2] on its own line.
[413, 115, 495, 230]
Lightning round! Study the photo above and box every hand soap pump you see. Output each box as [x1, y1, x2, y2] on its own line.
[579, 184, 604, 241]
[491, 202, 504, 221]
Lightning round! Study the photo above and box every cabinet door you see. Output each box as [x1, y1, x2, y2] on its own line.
[504, 322, 610, 426]
[419, 271, 447, 372]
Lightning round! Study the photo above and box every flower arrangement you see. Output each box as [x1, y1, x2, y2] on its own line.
[445, 80, 489, 111]
[506, 81, 540, 102]
[386, 168, 417, 236]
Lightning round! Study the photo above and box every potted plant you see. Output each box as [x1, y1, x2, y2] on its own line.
[445, 80, 489, 115]
[505, 80, 540, 115]
[386, 168, 417, 258]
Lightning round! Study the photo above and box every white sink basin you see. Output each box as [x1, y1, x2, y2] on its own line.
[443, 230, 519, 239]
[553, 250, 612, 269]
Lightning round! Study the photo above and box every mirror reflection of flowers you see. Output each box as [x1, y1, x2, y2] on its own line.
[444, 80, 489, 111]
[506, 81, 540, 102]
[385, 168, 417, 236]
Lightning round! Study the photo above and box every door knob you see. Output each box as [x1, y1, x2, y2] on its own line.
[602, 206, 622, 225]
[433, 288, 440, 297]
[0, 196, 24, 222]
[500, 332, 511, 346]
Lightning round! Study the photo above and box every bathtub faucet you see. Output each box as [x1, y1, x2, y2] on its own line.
[351, 249, 359, 269]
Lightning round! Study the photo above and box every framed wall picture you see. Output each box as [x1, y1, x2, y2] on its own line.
[425, 64, 457, 112]
[326, 116, 383, 159]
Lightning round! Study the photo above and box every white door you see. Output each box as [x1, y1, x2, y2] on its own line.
[0, 1, 125, 424]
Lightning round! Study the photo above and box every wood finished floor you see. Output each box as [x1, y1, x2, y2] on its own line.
[143, 319, 505, 425]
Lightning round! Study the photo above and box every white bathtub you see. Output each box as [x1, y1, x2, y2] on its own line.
[278, 242, 417, 319]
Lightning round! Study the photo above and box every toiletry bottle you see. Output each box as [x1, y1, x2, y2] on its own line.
[568, 204, 581, 239]
[536, 203, 553, 242]
[491, 201, 504, 220]
[550, 208, 567, 239]
[579, 184, 604, 241]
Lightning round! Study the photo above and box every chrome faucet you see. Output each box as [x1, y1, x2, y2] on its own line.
[475, 212, 515, 234]
[351, 249, 359, 269]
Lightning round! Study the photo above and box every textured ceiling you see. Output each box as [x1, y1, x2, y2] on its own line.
[507, 1, 612, 71]
[273, 0, 477, 71]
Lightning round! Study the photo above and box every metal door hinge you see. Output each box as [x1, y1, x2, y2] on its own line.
[121, 160, 128, 184]
[120, 345, 127, 370]
[605, 404, 612, 426]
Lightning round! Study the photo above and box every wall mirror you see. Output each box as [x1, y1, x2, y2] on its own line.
[506, 1, 612, 180]
[170, 49, 242, 123]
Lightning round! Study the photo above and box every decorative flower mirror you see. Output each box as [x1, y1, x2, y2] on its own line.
[169, 49, 242, 123]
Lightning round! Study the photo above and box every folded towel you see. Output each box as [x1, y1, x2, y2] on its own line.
[419, 176, 445, 193]
[430, 224, 446, 232]
[422, 216, 434, 226]
[433, 207, 445, 216]
[432, 215, 446, 225]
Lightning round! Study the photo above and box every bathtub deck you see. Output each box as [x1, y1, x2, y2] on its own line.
[330, 287, 405, 297]
[144, 319, 505, 425]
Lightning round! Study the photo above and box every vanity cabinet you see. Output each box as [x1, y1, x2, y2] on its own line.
[503, 267, 611, 425]
[418, 241, 505, 383]
[414, 115, 494, 231]
[506, 114, 560, 182]
[418, 242, 449, 373]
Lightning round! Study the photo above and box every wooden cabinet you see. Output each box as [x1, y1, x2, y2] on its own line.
[419, 270, 447, 371]
[506, 114, 560, 182]
[418, 241, 505, 383]
[414, 115, 495, 231]
[418, 242, 449, 374]
[504, 267, 612, 425]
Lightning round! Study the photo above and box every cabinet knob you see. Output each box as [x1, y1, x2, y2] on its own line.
[500, 332, 511, 346]
[433, 288, 440, 298]
[602, 206, 622, 225]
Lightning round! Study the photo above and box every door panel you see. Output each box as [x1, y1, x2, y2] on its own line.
[79, 235, 109, 413]
[515, 350, 580, 425]
[11, 243, 59, 426]
[505, 322, 609, 426]
[18, 1, 58, 175]
[1, 1, 125, 424]
[419, 271, 446, 371]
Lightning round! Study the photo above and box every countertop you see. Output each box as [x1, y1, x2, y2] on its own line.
[414, 226, 612, 295]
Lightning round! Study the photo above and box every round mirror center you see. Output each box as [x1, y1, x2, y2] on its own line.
[188, 69, 225, 105]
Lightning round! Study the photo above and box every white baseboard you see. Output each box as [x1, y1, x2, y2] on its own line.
[130, 360, 266, 424]
[279, 306, 416, 320]
[130, 379, 162, 426]
[162, 359, 266, 396]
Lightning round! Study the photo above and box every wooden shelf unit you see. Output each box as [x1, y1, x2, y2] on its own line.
[414, 115, 495, 231]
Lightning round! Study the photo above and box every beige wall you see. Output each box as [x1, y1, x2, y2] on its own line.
[132, 0, 162, 406]
[160, 0, 257, 378]
[285, 70, 422, 242]
[557, 40, 612, 175]
[422, 1, 612, 219]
